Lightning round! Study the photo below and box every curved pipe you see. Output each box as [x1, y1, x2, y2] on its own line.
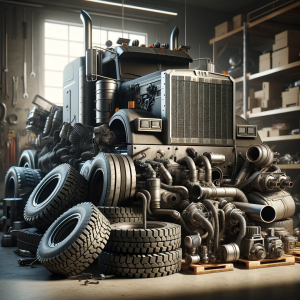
[201, 186, 248, 203]
[170, 26, 179, 50]
[136, 192, 147, 229]
[231, 202, 276, 223]
[161, 182, 189, 199]
[140, 189, 153, 217]
[146, 160, 172, 185]
[80, 10, 92, 52]
[231, 212, 246, 248]
[193, 212, 214, 248]
[194, 155, 212, 183]
[177, 156, 197, 182]
[203, 200, 219, 253]
[218, 209, 226, 242]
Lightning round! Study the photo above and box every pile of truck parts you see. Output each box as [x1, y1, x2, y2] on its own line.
[1, 9, 299, 279]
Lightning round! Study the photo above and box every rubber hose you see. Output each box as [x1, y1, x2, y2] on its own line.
[203, 200, 219, 253]
[218, 209, 225, 242]
[140, 189, 153, 216]
[231, 211, 246, 248]
[193, 212, 214, 248]
[161, 182, 189, 199]
[177, 156, 197, 182]
[194, 155, 212, 183]
[136, 192, 147, 229]
[235, 170, 263, 190]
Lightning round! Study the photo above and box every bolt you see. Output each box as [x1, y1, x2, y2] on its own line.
[99, 274, 115, 280]
[84, 280, 99, 285]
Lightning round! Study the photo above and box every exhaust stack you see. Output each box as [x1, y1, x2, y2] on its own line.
[170, 26, 179, 50]
[80, 10, 92, 52]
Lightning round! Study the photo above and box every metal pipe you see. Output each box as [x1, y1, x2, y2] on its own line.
[146, 160, 173, 185]
[218, 209, 226, 241]
[201, 186, 248, 203]
[203, 152, 225, 165]
[170, 26, 179, 50]
[161, 182, 189, 199]
[194, 155, 212, 183]
[231, 202, 276, 223]
[140, 189, 153, 216]
[177, 156, 197, 182]
[231, 211, 246, 247]
[80, 10, 92, 52]
[246, 143, 274, 168]
[193, 212, 214, 248]
[136, 192, 147, 229]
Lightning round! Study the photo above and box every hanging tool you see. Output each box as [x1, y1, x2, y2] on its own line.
[4, 7, 8, 73]
[30, 11, 35, 78]
[0, 102, 7, 125]
[12, 7, 17, 39]
[23, 8, 28, 98]
[12, 76, 18, 106]
[4, 72, 9, 99]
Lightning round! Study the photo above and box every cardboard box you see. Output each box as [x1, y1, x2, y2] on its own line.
[272, 47, 300, 68]
[263, 82, 282, 100]
[232, 14, 246, 29]
[258, 130, 269, 138]
[254, 90, 264, 101]
[259, 53, 271, 62]
[259, 53, 272, 72]
[273, 30, 300, 51]
[249, 88, 255, 98]
[272, 123, 290, 130]
[261, 99, 281, 109]
[282, 93, 299, 107]
[215, 21, 233, 37]
[269, 129, 289, 137]
[252, 107, 267, 113]
[248, 97, 257, 110]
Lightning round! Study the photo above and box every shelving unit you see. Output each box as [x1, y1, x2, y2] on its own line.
[262, 134, 300, 142]
[277, 164, 300, 169]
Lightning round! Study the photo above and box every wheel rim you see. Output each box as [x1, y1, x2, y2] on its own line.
[48, 213, 81, 247]
[6, 177, 16, 198]
[33, 174, 61, 207]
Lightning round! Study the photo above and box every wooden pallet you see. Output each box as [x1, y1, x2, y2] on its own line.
[237, 255, 295, 269]
[293, 249, 300, 262]
[181, 260, 233, 275]
[296, 242, 300, 248]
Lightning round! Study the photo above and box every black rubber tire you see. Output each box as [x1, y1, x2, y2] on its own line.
[99, 249, 182, 278]
[17, 228, 44, 254]
[4, 166, 42, 199]
[254, 218, 294, 235]
[106, 221, 181, 254]
[79, 160, 93, 181]
[24, 164, 89, 231]
[18, 150, 37, 169]
[98, 206, 143, 223]
[37, 203, 111, 276]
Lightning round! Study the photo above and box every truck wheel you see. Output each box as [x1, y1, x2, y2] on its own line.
[254, 218, 293, 235]
[17, 228, 44, 254]
[79, 160, 93, 180]
[98, 206, 143, 223]
[106, 221, 181, 254]
[18, 150, 37, 169]
[37, 203, 111, 276]
[4, 167, 42, 199]
[99, 249, 182, 278]
[24, 164, 89, 231]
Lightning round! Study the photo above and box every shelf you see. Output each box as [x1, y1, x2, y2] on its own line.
[249, 61, 300, 82]
[277, 164, 300, 169]
[249, 106, 300, 118]
[262, 134, 300, 142]
[234, 74, 250, 87]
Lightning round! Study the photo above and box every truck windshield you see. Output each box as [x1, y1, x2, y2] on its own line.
[119, 57, 188, 80]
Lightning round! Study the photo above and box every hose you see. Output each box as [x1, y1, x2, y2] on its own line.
[193, 212, 214, 248]
[136, 192, 147, 229]
[267, 164, 281, 172]
[161, 182, 189, 199]
[177, 156, 197, 182]
[146, 160, 172, 185]
[231, 211, 246, 248]
[140, 189, 153, 216]
[218, 209, 225, 242]
[194, 155, 212, 183]
[203, 200, 219, 253]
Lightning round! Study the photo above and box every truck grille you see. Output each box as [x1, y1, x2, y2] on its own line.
[169, 75, 233, 145]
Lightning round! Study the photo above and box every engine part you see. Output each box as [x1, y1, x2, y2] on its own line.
[251, 173, 280, 192]
[211, 167, 223, 186]
[246, 190, 296, 221]
[246, 143, 275, 168]
[30, 12, 36, 78]
[184, 234, 201, 265]
[264, 230, 284, 259]
[282, 236, 297, 255]
[220, 243, 240, 262]
[86, 48, 98, 81]
[37, 203, 111, 276]
[12, 76, 18, 106]
[254, 218, 294, 236]
[80, 10, 92, 53]
[24, 164, 89, 230]
[95, 79, 117, 124]
[200, 186, 248, 203]
[194, 155, 212, 183]
[294, 227, 300, 241]
[136, 192, 147, 229]
[97, 206, 143, 223]
[160, 189, 181, 209]
[99, 249, 182, 278]
[177, 156, 197, 182]
[105, 221, 181, 254]
[18, 257, 37, 266]
[17, 228, 44, 254]
[231, 202, 276, 223]
[272, 173, 293, 189]
[146, 159, 172, 185]
[200, 245, 209, 264]
[241, 226, 266, 260]
[2, 198, 24, 234]
[22, 8, 28, 98]
[203, 152, 225, 165]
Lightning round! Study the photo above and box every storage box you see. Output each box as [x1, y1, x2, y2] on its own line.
[232, 14, 245, 29]
[269, 129, 289, 137]
[272, 123, 290, 130]
[254, 90, 264, 101]
[258, 130, 269, 138]
[273, 30, 300, 51]
[248, 97, 257, 110]
[272, 47, 300, 68]
[252, 107, 267, 113]
[261, 99, 281, 109]
[281, 86, 300, 107]
[263, 82, 281, 100]
[249, 88, 255, 98]
[215, 21, 233, 37]
[259, 53, 271, 72]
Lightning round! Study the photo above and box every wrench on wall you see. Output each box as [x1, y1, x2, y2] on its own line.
[30, 11, 35, 78]
[12, 76, 18, 107]
[23, 8, 28, 98]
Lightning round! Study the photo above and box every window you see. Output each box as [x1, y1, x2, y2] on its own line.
[44, 21, 147, 105]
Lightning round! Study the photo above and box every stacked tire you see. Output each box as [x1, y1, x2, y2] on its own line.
[98, 206, 144, 223]
[99, 221, 182, 278]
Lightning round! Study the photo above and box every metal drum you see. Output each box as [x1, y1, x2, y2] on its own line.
[96, 79, 117, 124]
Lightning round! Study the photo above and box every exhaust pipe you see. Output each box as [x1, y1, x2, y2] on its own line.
[231, 202, 276, 223]
[80, 10, 92, 52]
[170, 26, 179, 50]
[246, 143, 274, 168]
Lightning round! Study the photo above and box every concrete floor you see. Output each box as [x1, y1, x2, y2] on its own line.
[0, 233, 299, 300]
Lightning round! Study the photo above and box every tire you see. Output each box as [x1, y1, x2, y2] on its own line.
[254, 218, 294, 235]
[98, 206, 143, 223]
[17, 228, 44, 254]
[24, 164, 89, 231]
[37, 203, 111, 277]
[106, 221, 181, 254]
[99, 249, 182, 278]
[4, 167, 42, 199]
[18, 150, 37, 169]
[79, 160, 93, 181]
